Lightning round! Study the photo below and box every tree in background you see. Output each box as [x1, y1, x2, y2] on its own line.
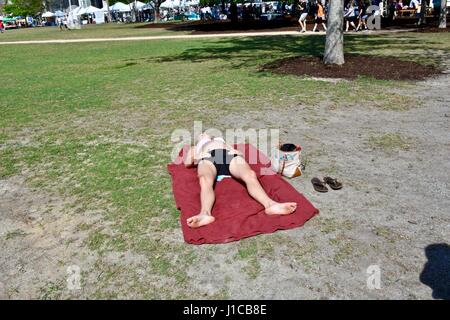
[152, 0, 164, 22]
[323, 0, 345, 65]
[438, 0, 447, 28]
[4, 0, 42, 16]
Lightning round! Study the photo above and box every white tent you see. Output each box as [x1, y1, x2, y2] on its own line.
[77, 7, 87, 15]
[110, 2, 131, 12]
[142, 2, 155, 10]
[54, 10, 65, 17]
[76, 6, 101, 15]
[67, 5, 78, 12]
[134, 1, 147, 9]
[184, 0, 200, 5]
[86, 6, 102, 14]
[70, 6, 81, 15]
[42, 11, 55, 18]
[160, 0, 181, 9]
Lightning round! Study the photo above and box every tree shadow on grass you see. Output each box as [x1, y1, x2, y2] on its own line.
[154, 35, 325, 66]
[419, 243, 450, 300]
[149, 34, 432, 69]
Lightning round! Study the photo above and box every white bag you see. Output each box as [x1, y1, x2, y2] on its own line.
[271, 144, 303, 178]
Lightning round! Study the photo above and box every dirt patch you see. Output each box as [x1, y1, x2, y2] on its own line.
[215, 73, 450, 299]
[413, 23, 450, 33]
[262, 55, 442, 80]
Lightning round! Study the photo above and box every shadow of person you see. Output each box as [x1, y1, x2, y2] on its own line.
[419, 243, 450, 300]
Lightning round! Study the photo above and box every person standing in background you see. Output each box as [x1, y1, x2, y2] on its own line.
[298, 0, 311, 33]
[312, 0, 327, 32]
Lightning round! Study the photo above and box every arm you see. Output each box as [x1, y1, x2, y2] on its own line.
[184, 146, 210, 168]
[184, 146, 196, 168]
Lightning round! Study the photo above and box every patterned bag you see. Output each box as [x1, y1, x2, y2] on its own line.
[271, 143, 303, 178]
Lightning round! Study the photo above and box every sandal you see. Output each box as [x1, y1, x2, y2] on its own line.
[311, 177, 328, 193]
[323, 176, 343, 190]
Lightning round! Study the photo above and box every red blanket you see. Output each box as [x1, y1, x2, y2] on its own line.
[167, 144, 319, 244]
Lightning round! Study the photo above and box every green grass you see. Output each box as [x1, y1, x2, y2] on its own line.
[5, 229, 27, 240]
[367, 133, 412, 151]
[235, 238, 261, 279]
[0, 23, 186, 42]
[1, 28, 449, 298]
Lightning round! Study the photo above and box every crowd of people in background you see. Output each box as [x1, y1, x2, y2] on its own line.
[294, 0, 447, 32]
[188, 0, 446, 33]
[0, 0, 447, 34]
[56, 16, 70, 30]
[294, 0, 382, 32]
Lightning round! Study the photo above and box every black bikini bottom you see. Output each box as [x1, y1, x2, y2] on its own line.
[202, 149, 239, 176]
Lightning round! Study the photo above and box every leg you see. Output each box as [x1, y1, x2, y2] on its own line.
[186, 160, 217, 228]
[229, 157, 297, 215]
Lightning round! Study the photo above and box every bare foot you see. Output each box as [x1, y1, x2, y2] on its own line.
[265, 201, 297, 215]
[187, 213, 215, 228]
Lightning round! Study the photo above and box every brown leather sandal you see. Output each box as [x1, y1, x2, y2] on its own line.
[311, 177, 328, 193]
[323, 177, 343, 190]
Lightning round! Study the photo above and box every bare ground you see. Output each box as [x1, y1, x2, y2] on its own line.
[0, 72, 449, 300]
[212, 72, 450, 299]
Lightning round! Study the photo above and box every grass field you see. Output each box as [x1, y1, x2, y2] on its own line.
[0, 23, 187, 42]
[1, 25, 449, 299]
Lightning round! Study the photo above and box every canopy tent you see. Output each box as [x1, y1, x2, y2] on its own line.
[132, 1, 147, 9]
[54, 10, 65, 17]
[69, 6, 81, 15]
[142, 2, 155, 10]
[86, 6, 102, 14]
[76, 6, 97, 15]
[0, 16, 17, 22]
[66, 5, 78, 12]
[110, 2, 131, 12]
[160, 0, 181, 9]
[77, 6, 102, 15]
[42, 11, 55, 18]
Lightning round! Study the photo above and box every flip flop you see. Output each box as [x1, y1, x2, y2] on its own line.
[323, 177, 343, 190]
[311, 177, 328, 193]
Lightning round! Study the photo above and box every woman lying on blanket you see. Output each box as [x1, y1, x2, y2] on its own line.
[183, 133, 297, 228]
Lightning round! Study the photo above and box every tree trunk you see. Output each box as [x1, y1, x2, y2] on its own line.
[106, 0, 112, 23]
[418, 0, 427, 25]
[154, 4, 160, 23]
[323, 0, 345, 65]
[439, 0, 447, 28]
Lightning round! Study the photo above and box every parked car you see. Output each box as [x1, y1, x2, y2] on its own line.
[184, 12, 200, 21]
